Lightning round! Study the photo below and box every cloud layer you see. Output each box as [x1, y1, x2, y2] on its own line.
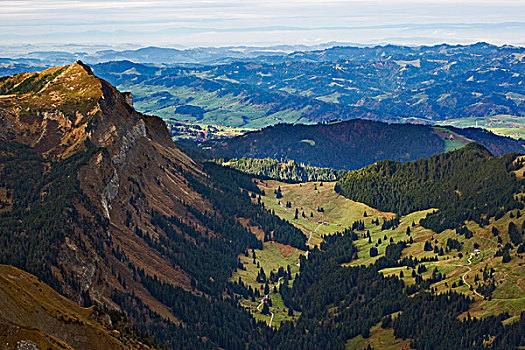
[1, 0, 524, 46]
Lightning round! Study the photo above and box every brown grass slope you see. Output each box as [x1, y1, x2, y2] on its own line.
[0, 264, 153, 350]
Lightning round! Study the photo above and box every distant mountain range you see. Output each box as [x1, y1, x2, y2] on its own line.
[205, 120, 525, 170]
[2, 43, 524, 132]
[91, 43, 524, 130]
[0, 43, 346, 66]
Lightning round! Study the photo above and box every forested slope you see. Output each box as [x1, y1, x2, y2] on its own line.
[0, 63, 303, 348]
[2, 62, 524, 350]
[335, 143, 523, 232]
[208, 120, 524, 170]
[218, 157, 346, 182]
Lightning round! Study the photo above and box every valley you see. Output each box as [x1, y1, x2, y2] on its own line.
[230, 170, 525, 343]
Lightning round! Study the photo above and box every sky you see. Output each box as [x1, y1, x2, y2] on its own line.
[0, 0, 524, 48]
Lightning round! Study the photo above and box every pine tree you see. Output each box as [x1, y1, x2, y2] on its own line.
[508, 222, 522, 246]
[261, 302, 270, 315]
[502, 250, 511, 263]
[369, 247, 378, 257]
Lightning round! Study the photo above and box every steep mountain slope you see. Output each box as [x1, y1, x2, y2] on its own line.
[0, 61, 202, 301]
[0, 62, 306, 348]
[2, 62, 524, 350]
[206, 119, 525, 170]
[0, 264, 151, 350]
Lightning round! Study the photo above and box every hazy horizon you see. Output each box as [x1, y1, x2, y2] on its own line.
[1, 0, 524, 50]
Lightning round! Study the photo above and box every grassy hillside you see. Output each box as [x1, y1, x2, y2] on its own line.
[345, 317, 410, 350]
[231, 171, 525, 330]
[167, 120, 253, 142]
[490, 127, 525, 140]
[336, 143, 521, 232]
[256, 180, 395, 246]
[231, 241, 303, 327]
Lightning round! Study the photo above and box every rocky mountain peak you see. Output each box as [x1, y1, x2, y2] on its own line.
[0, 61, 177, 162]
[0, 63, 204, 319]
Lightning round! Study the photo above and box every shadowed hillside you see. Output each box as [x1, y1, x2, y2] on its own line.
[207, 120, 524, 170]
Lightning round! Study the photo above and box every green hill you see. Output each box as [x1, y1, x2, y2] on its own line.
[335, 143, 522, 232]
[85, 43, 525, 133]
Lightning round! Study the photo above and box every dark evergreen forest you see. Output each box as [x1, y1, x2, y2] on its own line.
[2, 140, 524, 349]
[336, 143, 523, 232]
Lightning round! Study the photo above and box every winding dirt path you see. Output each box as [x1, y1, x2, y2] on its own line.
[300, 223, 322, 263]
[256, 276, 284, 326]
[307, 223, 322, 247]
[452, 252, 483, 298]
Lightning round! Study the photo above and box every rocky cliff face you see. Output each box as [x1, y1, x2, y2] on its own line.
[0, 62, 211, 322]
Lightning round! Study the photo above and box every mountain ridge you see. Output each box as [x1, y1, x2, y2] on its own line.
[0, 60, 202, 305]
[206, 119, 525, 170]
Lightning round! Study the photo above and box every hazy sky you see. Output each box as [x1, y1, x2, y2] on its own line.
[1, 0, 524, 47]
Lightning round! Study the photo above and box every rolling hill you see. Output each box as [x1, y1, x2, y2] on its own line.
[3, 43, 523, 135]
[335, 143, 521, 231]
[206, 119, 525, 170]
[86, 43, 525, 132]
